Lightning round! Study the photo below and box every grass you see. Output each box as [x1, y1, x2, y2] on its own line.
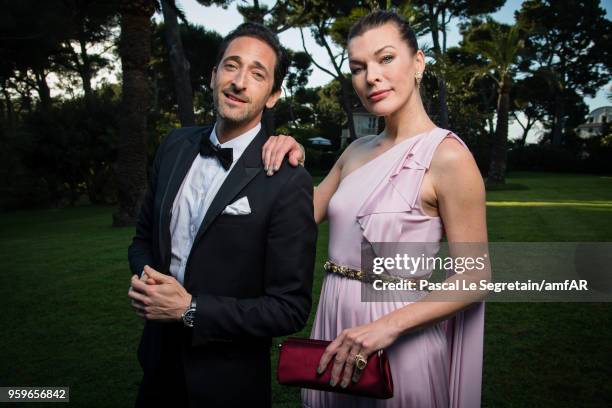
[0, 171, 611, 407]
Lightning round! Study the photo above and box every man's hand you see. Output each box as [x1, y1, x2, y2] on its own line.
[128, 265, 192, 322]
[128, 270, 153, 318]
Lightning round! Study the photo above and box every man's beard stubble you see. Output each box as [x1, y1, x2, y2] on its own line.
[213, 87, 257, 126]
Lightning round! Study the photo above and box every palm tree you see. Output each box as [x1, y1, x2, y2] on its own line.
[113, 0, 155, 226]
[465, 19, 525, 186]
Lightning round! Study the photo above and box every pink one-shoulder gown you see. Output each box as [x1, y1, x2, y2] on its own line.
[302, 128, 485, 408]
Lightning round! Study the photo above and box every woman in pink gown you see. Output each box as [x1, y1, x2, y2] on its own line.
[263, 10, 488, 408]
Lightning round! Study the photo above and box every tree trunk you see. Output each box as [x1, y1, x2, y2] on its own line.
[518, 118, 535, 146]
[161, 0, 195, 127]
[339, 77, 357, 142]
[1, 84, 15, 138]
[34, 68, 51, 113]
[285, 87, 296, 125]
[428, 4, 449, 129]
[113, 0, 155, 227]
[437, 78, 449, 128]
[519, 129, 528, 147]
[551, 92, 563, 146]
[487, 77, 511, 186]
[78, 36, 95, 112]
[262, 108, 275, 135]
[487, 116, 495, 139]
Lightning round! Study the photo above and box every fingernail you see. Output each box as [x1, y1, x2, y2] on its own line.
[273, 166, 279, 171]
[263, 166, 268, 171]
[316, 367, 322, 375]
[340, 380, 348, 388]
[329, 379, 335, 387]
[267, 170, 273, 176]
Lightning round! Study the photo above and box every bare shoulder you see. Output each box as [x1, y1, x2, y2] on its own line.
[430, 136, 484, 193]
[337, 134, 377, 166]
[346, 134, 377, 154]
[431, 137, 473, 170]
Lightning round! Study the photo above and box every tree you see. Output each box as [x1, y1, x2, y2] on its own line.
[443, 46, 496, 171]
[233, 0, 293, 32]
[1, 1, 120, 114]
[315, 80, 355, 146]
[511, 73, 549, 145]
[516, 0, 611, 145]
[160, 0, 195, 126]
[150, 22, 223, 125]
[410, 0, 505, 128]
[113, 0, 155, 226]
[55, 0, 119, 112]
[283, 50, 312, 125]
[156, 0, 231, 127]
[0, 0, 73, 114]
[463, 18, 525, 185]
[284, 0, 365, 142]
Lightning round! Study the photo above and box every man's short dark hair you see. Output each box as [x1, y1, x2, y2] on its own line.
[215, 22, 289, 93]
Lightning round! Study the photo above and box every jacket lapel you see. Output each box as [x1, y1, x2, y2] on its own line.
[158, 127, 211, 270]
[192, 126, 266, 247]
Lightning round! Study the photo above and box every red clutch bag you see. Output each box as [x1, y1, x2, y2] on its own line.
[277, 337, 394, 399]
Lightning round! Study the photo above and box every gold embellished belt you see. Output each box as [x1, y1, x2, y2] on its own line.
[323, 260, 417, 285]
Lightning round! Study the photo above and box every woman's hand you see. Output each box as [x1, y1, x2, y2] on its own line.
[261, 134, 305, 176]
[317, 316, 401, 388]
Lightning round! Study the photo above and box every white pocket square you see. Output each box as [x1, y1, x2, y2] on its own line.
[222, 196, 251, 215]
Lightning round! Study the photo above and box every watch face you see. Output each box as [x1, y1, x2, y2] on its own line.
[183, 309, 195, 327]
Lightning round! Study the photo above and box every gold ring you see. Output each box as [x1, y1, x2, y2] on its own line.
[354, 354, 368, 370]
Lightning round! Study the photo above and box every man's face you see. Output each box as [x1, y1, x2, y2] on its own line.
[211, 36, 281, 126]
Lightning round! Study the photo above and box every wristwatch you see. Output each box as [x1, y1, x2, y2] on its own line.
[181, 296, 197, 328]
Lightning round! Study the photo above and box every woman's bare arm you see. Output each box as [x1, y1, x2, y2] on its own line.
[386, 136, 489, 334]
[312, 161, 341, 223]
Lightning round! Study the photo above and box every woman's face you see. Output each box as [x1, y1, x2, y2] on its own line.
[348, 22, 423, 117]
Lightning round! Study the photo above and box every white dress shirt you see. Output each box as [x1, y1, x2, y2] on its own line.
[167, 123, 261, 285]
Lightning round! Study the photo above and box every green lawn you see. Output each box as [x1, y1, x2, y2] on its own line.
[0, 171, 611, 407]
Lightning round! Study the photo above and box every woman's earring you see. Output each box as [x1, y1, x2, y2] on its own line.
[415, 71, 423, 87]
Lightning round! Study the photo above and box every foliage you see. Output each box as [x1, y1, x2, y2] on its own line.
[2, 0, 612, 212]
[516, 0, 611, 144]
[150, 22, 222, 124]
[0, 86, 121, 209]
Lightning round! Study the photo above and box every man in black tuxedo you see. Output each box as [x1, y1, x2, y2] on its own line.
[127, 22, 317, 407]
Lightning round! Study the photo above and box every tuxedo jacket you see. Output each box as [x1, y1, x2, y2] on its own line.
[128, 125, 317, 406]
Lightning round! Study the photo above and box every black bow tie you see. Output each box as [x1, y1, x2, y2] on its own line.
[200, 137, 233, 171]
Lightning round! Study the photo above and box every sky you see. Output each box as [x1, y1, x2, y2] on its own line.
[175, 0, 612, 142]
